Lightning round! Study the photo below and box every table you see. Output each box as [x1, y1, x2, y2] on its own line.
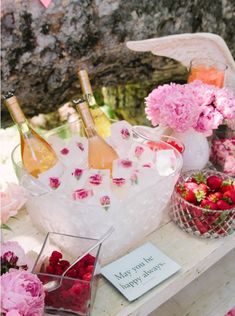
[3, 208, 235, 316]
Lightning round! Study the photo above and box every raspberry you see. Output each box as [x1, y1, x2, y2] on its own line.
[46, 264, 54, 274]
[60, 260, 70, 269]
[85, 265, 94, 274]
[84, 254, 95, 266]
[49, 251, 62, 265]
[82, 272, 92, 281]
[66, 268, 77, 278]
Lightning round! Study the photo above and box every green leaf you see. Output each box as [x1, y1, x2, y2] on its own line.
[1, 223, 12, 231]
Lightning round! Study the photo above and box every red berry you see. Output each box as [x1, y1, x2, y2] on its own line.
[66, 269, 77, 278]
[198, 183, 209, 195]
[83, 254, 95, 266]
[206, 175, 222, 191]
[60, 260, 70, 269]
[216, 200, 231, 210]
[182, 189, 197, 204]
[191, 173, 206, 184]
[190, 207, 202, 218]
[85, 265, 94, 274]
[220, 180, 234, 193]
[208, 192, 222, 202]
[184, 182, 199, 191]
[46, 264, 54, 274]
[82, 272, 92, 281]
[200, 199, 218, 210]
[194, 218, 210, 234]
[223, 189, 235, 204]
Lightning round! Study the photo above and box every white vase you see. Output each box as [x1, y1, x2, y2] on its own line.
[171, 128, 210, 171]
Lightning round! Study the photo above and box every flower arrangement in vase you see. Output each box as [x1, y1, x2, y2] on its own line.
[145, 80, 235, 170]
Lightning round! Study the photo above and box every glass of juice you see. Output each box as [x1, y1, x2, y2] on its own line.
[188, 58, 228, 88]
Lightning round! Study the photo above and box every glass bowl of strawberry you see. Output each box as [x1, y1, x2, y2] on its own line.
[171, 169, 235, 238]
[32, 232, 101, 315]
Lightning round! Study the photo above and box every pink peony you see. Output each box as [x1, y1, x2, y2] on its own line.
[112, 178, 126, 187]
[121, 128, 131, 140]
[100, 195, 111, 211]
[1, 183, 26, 225]
[60, 147, 69, 155]
[134, 145, 144, 158]
[145, 81, 235, 136]
[89, 174, 102, 186]
[1, 241, 33, 274]
[1, 269, 45, 316]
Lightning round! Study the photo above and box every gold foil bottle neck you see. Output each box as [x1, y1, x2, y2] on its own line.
[4, 95, 26, 124]
[75, 99, 95, 131]
[78, 69, 93, 95]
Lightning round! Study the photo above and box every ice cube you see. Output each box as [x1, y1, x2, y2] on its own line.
[155, 149, 177, 176]
[109, 121, 133, 157]
[112, 159, 137, 179]
[128, 141, 155, 164]
[85, 169, 111, 193]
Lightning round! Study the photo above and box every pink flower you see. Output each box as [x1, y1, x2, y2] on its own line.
[76, 142, 84, 151]
[1, 270, 45, 316]
[100, 195, 111, 211]
[120, 159, 133, 168]
[89, 174, 102, 186]
[6, 310, 21, 316]
[145, 81, 235, 136]
[121, 128, 130, 139]
[1, 183, 26, 225]
[60, 147, 69, 155]
[130, 172, 138, 185]
[49, 177, 61, 190]
[73, 189, 93, 201]
[72, 168, 83, 180]
[225, 306, 235, 316]
[1, 241, 33, 274]
[135, 146, 144, 158]
[112, 178, 126, 187]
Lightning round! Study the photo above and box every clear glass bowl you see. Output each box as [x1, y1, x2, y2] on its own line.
[32, 232, 101, 316]
[12, 122, 183, 263]
[170, 169, 235, 238]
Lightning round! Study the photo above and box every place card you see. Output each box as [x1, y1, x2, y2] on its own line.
[101, 242, 181, 301]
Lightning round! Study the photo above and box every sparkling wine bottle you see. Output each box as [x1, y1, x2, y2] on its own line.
[3, 92, 58, 178]
[75, 99, 118, 172]
[78, 69, 111, 137]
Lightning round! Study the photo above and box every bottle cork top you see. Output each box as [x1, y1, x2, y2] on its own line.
[3, 92, 26, 124]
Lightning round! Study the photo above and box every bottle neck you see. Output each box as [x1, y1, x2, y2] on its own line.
[4, 96, 26, 124]
[78, 69, 98, 108]
[75, 100, 96, 132]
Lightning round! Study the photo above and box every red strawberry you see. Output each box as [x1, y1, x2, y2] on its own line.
[190, 207, 202, 218]
[208, 192, 223, 202]
[206, 175, 222, 191]
[223, 189, 235, 204]
[184, 181, 199, 191]
[194, 218, 210, 234]
[216, 199, 232, 210]
[220, 180, 234, 193]
[82, 272, 92, 281]
[182, 189, 197, 204]
[200, 199, 218, 210]
[198, 183, 209, 195]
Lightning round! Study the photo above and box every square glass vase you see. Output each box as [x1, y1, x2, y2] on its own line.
[32, 232, 102, 316]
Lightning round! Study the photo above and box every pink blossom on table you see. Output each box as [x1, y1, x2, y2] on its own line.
[49, 177, 61, 190]
[89, 173, 103, 186]
[1, 269, 45, 316]
[73, 188, 93, 201]
[100, 195, 111, 211]
[72, 168, 83, 180]
[120, 159, 133, 168]
[121, 128, 131, 140]
[112, 178, 126, 187]
[225, 306, 235, 316]
[1, 241, 33, 273]
[60, 147, 69, 155]
[76, 142, 84, 151]
[1, 183, 26, 225]
[134, 146, 144, 158]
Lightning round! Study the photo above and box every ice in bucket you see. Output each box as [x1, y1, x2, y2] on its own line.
[15, 120, 183, 263]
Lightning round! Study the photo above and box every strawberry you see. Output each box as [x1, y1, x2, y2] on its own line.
[223, 189, 235, 204]
[184, 181, 199, 191]
[200, 199, 218, 210]
[216, 199, 232, 210]
[220, 180, 234, 193]
[190, 207, 202, 218]
[194, 218, 210, 234]
[208, 192, 223, 202]
[182, 189, 197, 204]
[191, 173, 206, 184]
[206, 175, 222, 191]
[198, 183, 209, 195]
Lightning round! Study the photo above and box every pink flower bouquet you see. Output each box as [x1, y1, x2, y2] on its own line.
[1, 269, 45, 316]
[145, 81, 235, 136]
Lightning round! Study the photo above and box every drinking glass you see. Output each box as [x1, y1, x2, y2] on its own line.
[187, 58, 228, 88]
